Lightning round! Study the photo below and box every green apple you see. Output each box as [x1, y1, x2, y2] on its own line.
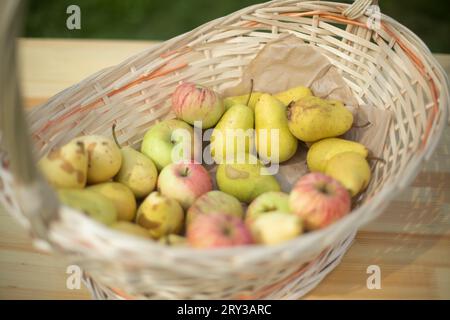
[246, 191, 290, 225]
[141, 119, 196, 171]
[250, 212, 303, 245]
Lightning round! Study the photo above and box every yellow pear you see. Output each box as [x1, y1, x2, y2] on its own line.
[111, 221, 151, 239]
[325, 152, 371, 197]
[287, 96, 353, 142]
[87, 182, 137, 222]
[223, 92, 263, 110]
[216, 153, 281, 203]
[136, 192, 184, 239]
[274, 85, 312, 105]
[58, 189, 118, 225]
[255, 94, 298, 163]
[38, 140, 88, 189]
[210, 104, 254, 163]
[74, 135, 122, 184]
[114, 146, 158, 198]
[307, 138, 368, 172]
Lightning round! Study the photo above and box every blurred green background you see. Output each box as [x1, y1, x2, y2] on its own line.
[25, 0, 450, 53]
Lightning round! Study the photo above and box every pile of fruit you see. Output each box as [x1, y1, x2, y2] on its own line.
[38, 82, 372, 249]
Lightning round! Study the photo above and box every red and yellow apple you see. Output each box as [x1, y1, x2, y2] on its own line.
[289, 173, 351, 230]
[157, 161, 213, 210]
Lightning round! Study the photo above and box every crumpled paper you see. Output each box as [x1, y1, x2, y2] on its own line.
[222, 35, 392, 192]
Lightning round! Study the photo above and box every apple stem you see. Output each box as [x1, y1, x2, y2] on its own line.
[246, 79, 254, 106]
[352, 121, 371, 128]
[111, 123, 121, 149]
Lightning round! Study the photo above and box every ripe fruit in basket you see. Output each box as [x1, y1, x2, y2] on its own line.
[246, 191, 290, 225]
[112, 125, 158, 198]
[307, 138, 368, 172]
[216, 153, 281, 203]
[38, 139, 88, 189]
[111, 221, 151, 239]
[157, 161, 213, 210]
[141, 119, 196, 171]
[58, 189, 117, 225]
[187, 213, 252, 248]
[186, 190, 244, 225]
[136, 191, 184, 239]
[87, 182, 136, 222]
[274, 85, 312, 106]
[210, 104, 254, 163]
[250, 212, 303, 245]
[223, 92, 263, 110]
[159, 234, 187, 246]
[74, 135, 122, 184]
[289, 172, 351, 230]
[255, 94, 298, 163]
[172, 82, 225, 129]
[287, 96, 353, 142]
[325, 152, 371, 197]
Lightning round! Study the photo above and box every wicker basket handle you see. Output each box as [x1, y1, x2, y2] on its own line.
[343, 0, 379, 19]
[0, 0, 59, 241]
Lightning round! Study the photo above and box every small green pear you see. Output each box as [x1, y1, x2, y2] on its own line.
[325, 151, 371, 197]
[38, 139, 88, 189]
[58, 189, 117, 225]
[136, 192, 184, 239]
[111, 221, 151, 239]
[87, 182, 137, 222]
[307, 138, 368, 172]
[74, 135, 122, 184]
[287, 96, 353, 142]
[210, 104, 254, 163]
[274, 85, 312, 106]
[223, 92, 263, 110]
[255, 94, 298, 163]
[216, 153, 281, 203]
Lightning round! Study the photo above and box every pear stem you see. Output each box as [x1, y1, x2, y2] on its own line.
[111, 123, 121, 149]
[352, 121, 371, 128]
[367, 156, 386, 164]
[246, 79, 254, 106]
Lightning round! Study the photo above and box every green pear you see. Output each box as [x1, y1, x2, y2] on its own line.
[114, 146, 157, 198]
[216, 153, 281, 203]
[87, 182, 136, 222]
[136, 191, 184, 239]
[210, 104, 254, 163]
[74, 135, 122, 184]
[58, 189, 117, 225]
[287, 96, 353, 142]
[307, 138, 368, 172]
[141, 119, 196, 171]
[246, 191, 290, 225]
[111, 221, 151, 239]
[38, 139, 88, 189]
[274, 85, 312, 106]
[186, 190, 244, 225]
[223, 92, 263, 110]
[255, 94, 298, 163]
[325, 151, 371, 197]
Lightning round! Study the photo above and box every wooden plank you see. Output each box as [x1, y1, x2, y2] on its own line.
[0, 38, 448, 299]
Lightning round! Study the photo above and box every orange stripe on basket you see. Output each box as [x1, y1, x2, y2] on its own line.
[35, 62, 187, 137]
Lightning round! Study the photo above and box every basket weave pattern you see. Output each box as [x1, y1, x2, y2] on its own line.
[1, 0, 449, 299]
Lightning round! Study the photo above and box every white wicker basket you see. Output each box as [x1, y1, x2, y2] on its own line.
[0, 0, 448, 299]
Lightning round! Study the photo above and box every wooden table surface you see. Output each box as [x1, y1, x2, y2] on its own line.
[0, 38, 449, 300]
